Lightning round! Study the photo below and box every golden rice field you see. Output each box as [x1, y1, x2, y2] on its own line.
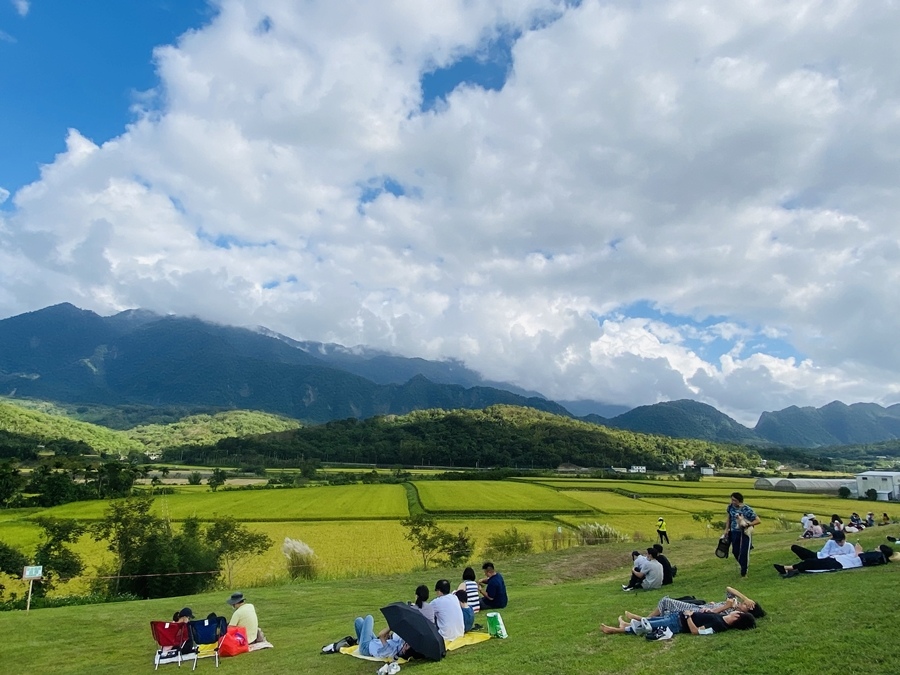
[414, 480, 592, 513]
[33, 484, 410, 521]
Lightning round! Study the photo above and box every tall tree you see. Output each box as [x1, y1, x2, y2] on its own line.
[204, 516, 273, 587]
[0, 461, 24, 507]
[32, 517, 86, 597]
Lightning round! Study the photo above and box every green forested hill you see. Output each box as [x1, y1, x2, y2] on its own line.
[0, 400, 141, 454]
[0, 400, 300, 456]
[125, 410, 301, 451]
[172, 404, 761, 470]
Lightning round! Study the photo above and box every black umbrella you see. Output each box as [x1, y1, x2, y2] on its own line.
[380, 602, 446, 661]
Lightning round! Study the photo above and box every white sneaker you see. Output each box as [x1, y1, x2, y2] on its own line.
[647, 627, 674, 641]
[388, 664, 401, 674]
[376, 664, 390, 675]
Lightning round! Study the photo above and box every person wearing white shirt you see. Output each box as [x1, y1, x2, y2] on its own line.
[774, 530, 891, 576]
[430, 579, 464, 641]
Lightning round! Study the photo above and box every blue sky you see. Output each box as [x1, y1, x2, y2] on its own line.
[1, 1, 898, 424]
[0, 0, 214, 196]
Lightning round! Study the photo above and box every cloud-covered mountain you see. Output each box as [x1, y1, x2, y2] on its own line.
[3, 304, 900, 449]
[0, 304, 569, 423]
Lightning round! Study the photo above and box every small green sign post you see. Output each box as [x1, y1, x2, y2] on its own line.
[23, 566, 43, 612]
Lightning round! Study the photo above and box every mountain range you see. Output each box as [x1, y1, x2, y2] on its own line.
[2, 303, 899, 449]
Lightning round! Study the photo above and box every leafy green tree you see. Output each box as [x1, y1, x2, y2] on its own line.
[92, 494, 159, 594]
[92, 495, 220, 598]
[204, 516, 273, 586]
[0, 540, 27, 576]
[0, 461, 24, 507]
[447, 526, 475, 566]
[207, 467, 227, 491]
[401, 514, 456, 570]
[838, 486, 852, 499]
[32, 517, 86, 596]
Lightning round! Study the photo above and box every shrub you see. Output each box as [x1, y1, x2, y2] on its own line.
[575, 522, 629, 546]
[282, 538, 319, 581]
[838, 486, 851, 498]
[483, 527, 533, 558]
[866, 488, 877, 501]
[187, 472, 203, 486]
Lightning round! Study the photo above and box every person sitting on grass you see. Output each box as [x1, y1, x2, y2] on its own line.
[652, 544, 675, 585]
[226, 592, 267, 644]
[623, 547, 663, 592]
[600, 608, 756, 638]
[774, 542, 896, 577]
[454, 590, 475, 633]
[457, 567, 481, 613]
[431, 579, 465, 641]
[409, 584, 435, 624]
[478, 562, 508, 609]
[801, 519, 824, 539]
[621, 550, 648, 591]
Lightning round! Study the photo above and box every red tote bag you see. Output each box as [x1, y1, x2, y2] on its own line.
[219, 625, 250, 657]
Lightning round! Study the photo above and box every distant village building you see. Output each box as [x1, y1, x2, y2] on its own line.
[700, 464, 716, 476]
[629, 465, 646, 474]
[557, 463, 591, 474]
[754, 477, 856, 496]
[680, 459, 695, 469]
[855, 471, 900, 501]
[610, 467, 629, 474]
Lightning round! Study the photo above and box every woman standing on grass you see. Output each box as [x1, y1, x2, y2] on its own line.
[723, 492, 760, 578]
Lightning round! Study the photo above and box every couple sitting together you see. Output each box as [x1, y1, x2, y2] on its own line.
[773, 530, 898, 577]
[601, 587, 764, 641]
[622, 545, 675, 591]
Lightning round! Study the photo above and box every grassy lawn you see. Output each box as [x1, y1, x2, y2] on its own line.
[1, 525, 896, 675]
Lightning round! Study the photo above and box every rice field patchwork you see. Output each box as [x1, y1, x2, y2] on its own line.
[413, 480, 593, 513]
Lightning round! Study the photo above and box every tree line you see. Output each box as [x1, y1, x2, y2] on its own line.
[166, 405, 761, 471]
[0, 495, 271, 608]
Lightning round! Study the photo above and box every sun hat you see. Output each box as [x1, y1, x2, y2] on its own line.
[226, 592, 245, 606]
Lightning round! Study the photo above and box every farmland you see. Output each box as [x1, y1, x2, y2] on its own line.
[1, 475, 893, 598]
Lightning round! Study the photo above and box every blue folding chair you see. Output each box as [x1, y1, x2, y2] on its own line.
[189, 615, 229, 668]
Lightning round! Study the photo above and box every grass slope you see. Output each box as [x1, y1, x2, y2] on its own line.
[1, 526, 896, 675]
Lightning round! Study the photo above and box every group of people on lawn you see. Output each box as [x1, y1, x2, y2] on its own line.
[800, 511, 890, 538]
[353, 561, 508, 660]
[600, 491, 900, 642]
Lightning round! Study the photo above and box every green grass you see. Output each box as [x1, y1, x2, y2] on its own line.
[414, 480, 593, 513]
[1, 526, 897, 674]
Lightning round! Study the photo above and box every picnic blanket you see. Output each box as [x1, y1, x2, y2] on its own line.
[197, 639, 273, 658]
[340, 632, 491, 662]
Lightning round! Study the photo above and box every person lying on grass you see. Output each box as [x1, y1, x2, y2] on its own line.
[623, 587, 765, 622]
[600, 608, 756, 636]
[773, 541, 897, 577]
[352, 615, 409, 659]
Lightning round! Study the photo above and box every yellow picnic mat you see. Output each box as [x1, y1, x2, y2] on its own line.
[446, 632, 492, 649]
[340, 631, 491, 661]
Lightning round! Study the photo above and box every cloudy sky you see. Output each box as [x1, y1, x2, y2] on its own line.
[2, 0, 899, 425]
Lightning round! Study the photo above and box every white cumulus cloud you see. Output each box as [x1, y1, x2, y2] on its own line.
[3, 0, 900, 425]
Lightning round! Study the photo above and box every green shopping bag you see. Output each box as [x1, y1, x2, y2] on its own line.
[485, 612, 508, 639]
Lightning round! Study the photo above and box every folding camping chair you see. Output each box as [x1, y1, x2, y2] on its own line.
[150, 620, 197, 669]
[189, 614, 229, 667]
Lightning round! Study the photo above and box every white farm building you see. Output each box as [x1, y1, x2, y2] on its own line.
[855, 471, 900, 501]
